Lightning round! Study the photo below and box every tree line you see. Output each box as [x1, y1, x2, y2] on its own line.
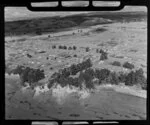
[48, 59, 147, 90]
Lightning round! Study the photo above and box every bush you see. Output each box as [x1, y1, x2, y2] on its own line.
[111, 61, 121, 66]
[96, 49, 99, 53]
[68, 47, 72, 50]
[118, 72, 127, 83]
[11, 65, 25, 75]
[123, 62, 134, 69]
[85, 47, 90, 52]
[100, 51, 108, 60]
[12, 65, 45, 86]
[125, 68, 146, 87]
[73, 46, 77, 50]
[59, 45, 63, 49]
[78, 70, 95, 90]
[125, 71, 136, 86]
[106, 72, 119, 85]
[74, 54, 77, 57]
[63, 46, 67, 50]
[99, 49, 105, 53]
[61, 68, 71, 77]
[135, 68, 147, 88]
[70, 64, 78, 75]
[52, 45, 56, 49]
[95, 68, 110, 84]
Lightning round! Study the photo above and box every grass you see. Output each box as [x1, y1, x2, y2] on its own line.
[5, 11, 147, 36]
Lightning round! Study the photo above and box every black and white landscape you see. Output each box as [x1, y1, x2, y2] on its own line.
[5, 6, 147, 120]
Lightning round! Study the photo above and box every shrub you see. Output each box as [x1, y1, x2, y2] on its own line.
[107, 72, 119, 85]
[70, 64, 78, 75]
[11, 65, 25, 75]
[73, 46, 77, 50]
[85, 47, 90, 52]
[125, 71, 136, 86]
[61, 68, 71, 78]
[78, 71, 94, 90]
[63, 46, 67, 50]
[13, 66, 45, 86]
[69, 77, 81, 88]
[135, 68, 147, 89]
[100, 51, 108, 60]
[95, 68, 110, 84]
[123, 62, 134, 69]
[99, 49, 105, 53]
[59, 45, 63, 49]
[52, 45, 56, 49]
[74, 54, 77, 57]
[111, 61, 121, 66]
[96, 49, 99, 53]
[118, 72, 127, 83]
[124, 69, 145, 86]
[68, 47, 72, 50]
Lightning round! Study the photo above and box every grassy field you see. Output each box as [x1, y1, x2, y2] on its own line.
[5, 11, 147, 36]
[5, 10, 147, 120]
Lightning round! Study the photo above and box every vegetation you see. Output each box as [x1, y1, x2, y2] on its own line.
[5, 11, 146, 36]
[59, 45, 63, 49]
[48, 60, 146, 90]
[123, 62, 134, 69]
[73, 46, 77, 50]
[9, 65, 45, 86]
[68, 47, 72, 50]
[74, 54, 77, 57]
[111, 61, 121, 66]
[85, 47, 90, 52]
[52, 45, 56, 49]
[125, 68, 146, 87]
[100, 50, 108, 60]
[63, 45, 67, 50]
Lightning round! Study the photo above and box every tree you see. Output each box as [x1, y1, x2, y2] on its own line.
[13, 66, 45, 86]
[135, 68, 147, 89]
[100, 51, 108, 60]
[118, 72, 127, 83]
[123, 62, 134, 69]
[68, 47, 72, 50]
[73, 46, 77, 50]
[95, 68, 110, 84]
[63, 46, 67, 50]
[125, 71, 136, 86]
[86, 47, 90, 52]
[70, 64, 78, 75]
[108, 72, 119, 85]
